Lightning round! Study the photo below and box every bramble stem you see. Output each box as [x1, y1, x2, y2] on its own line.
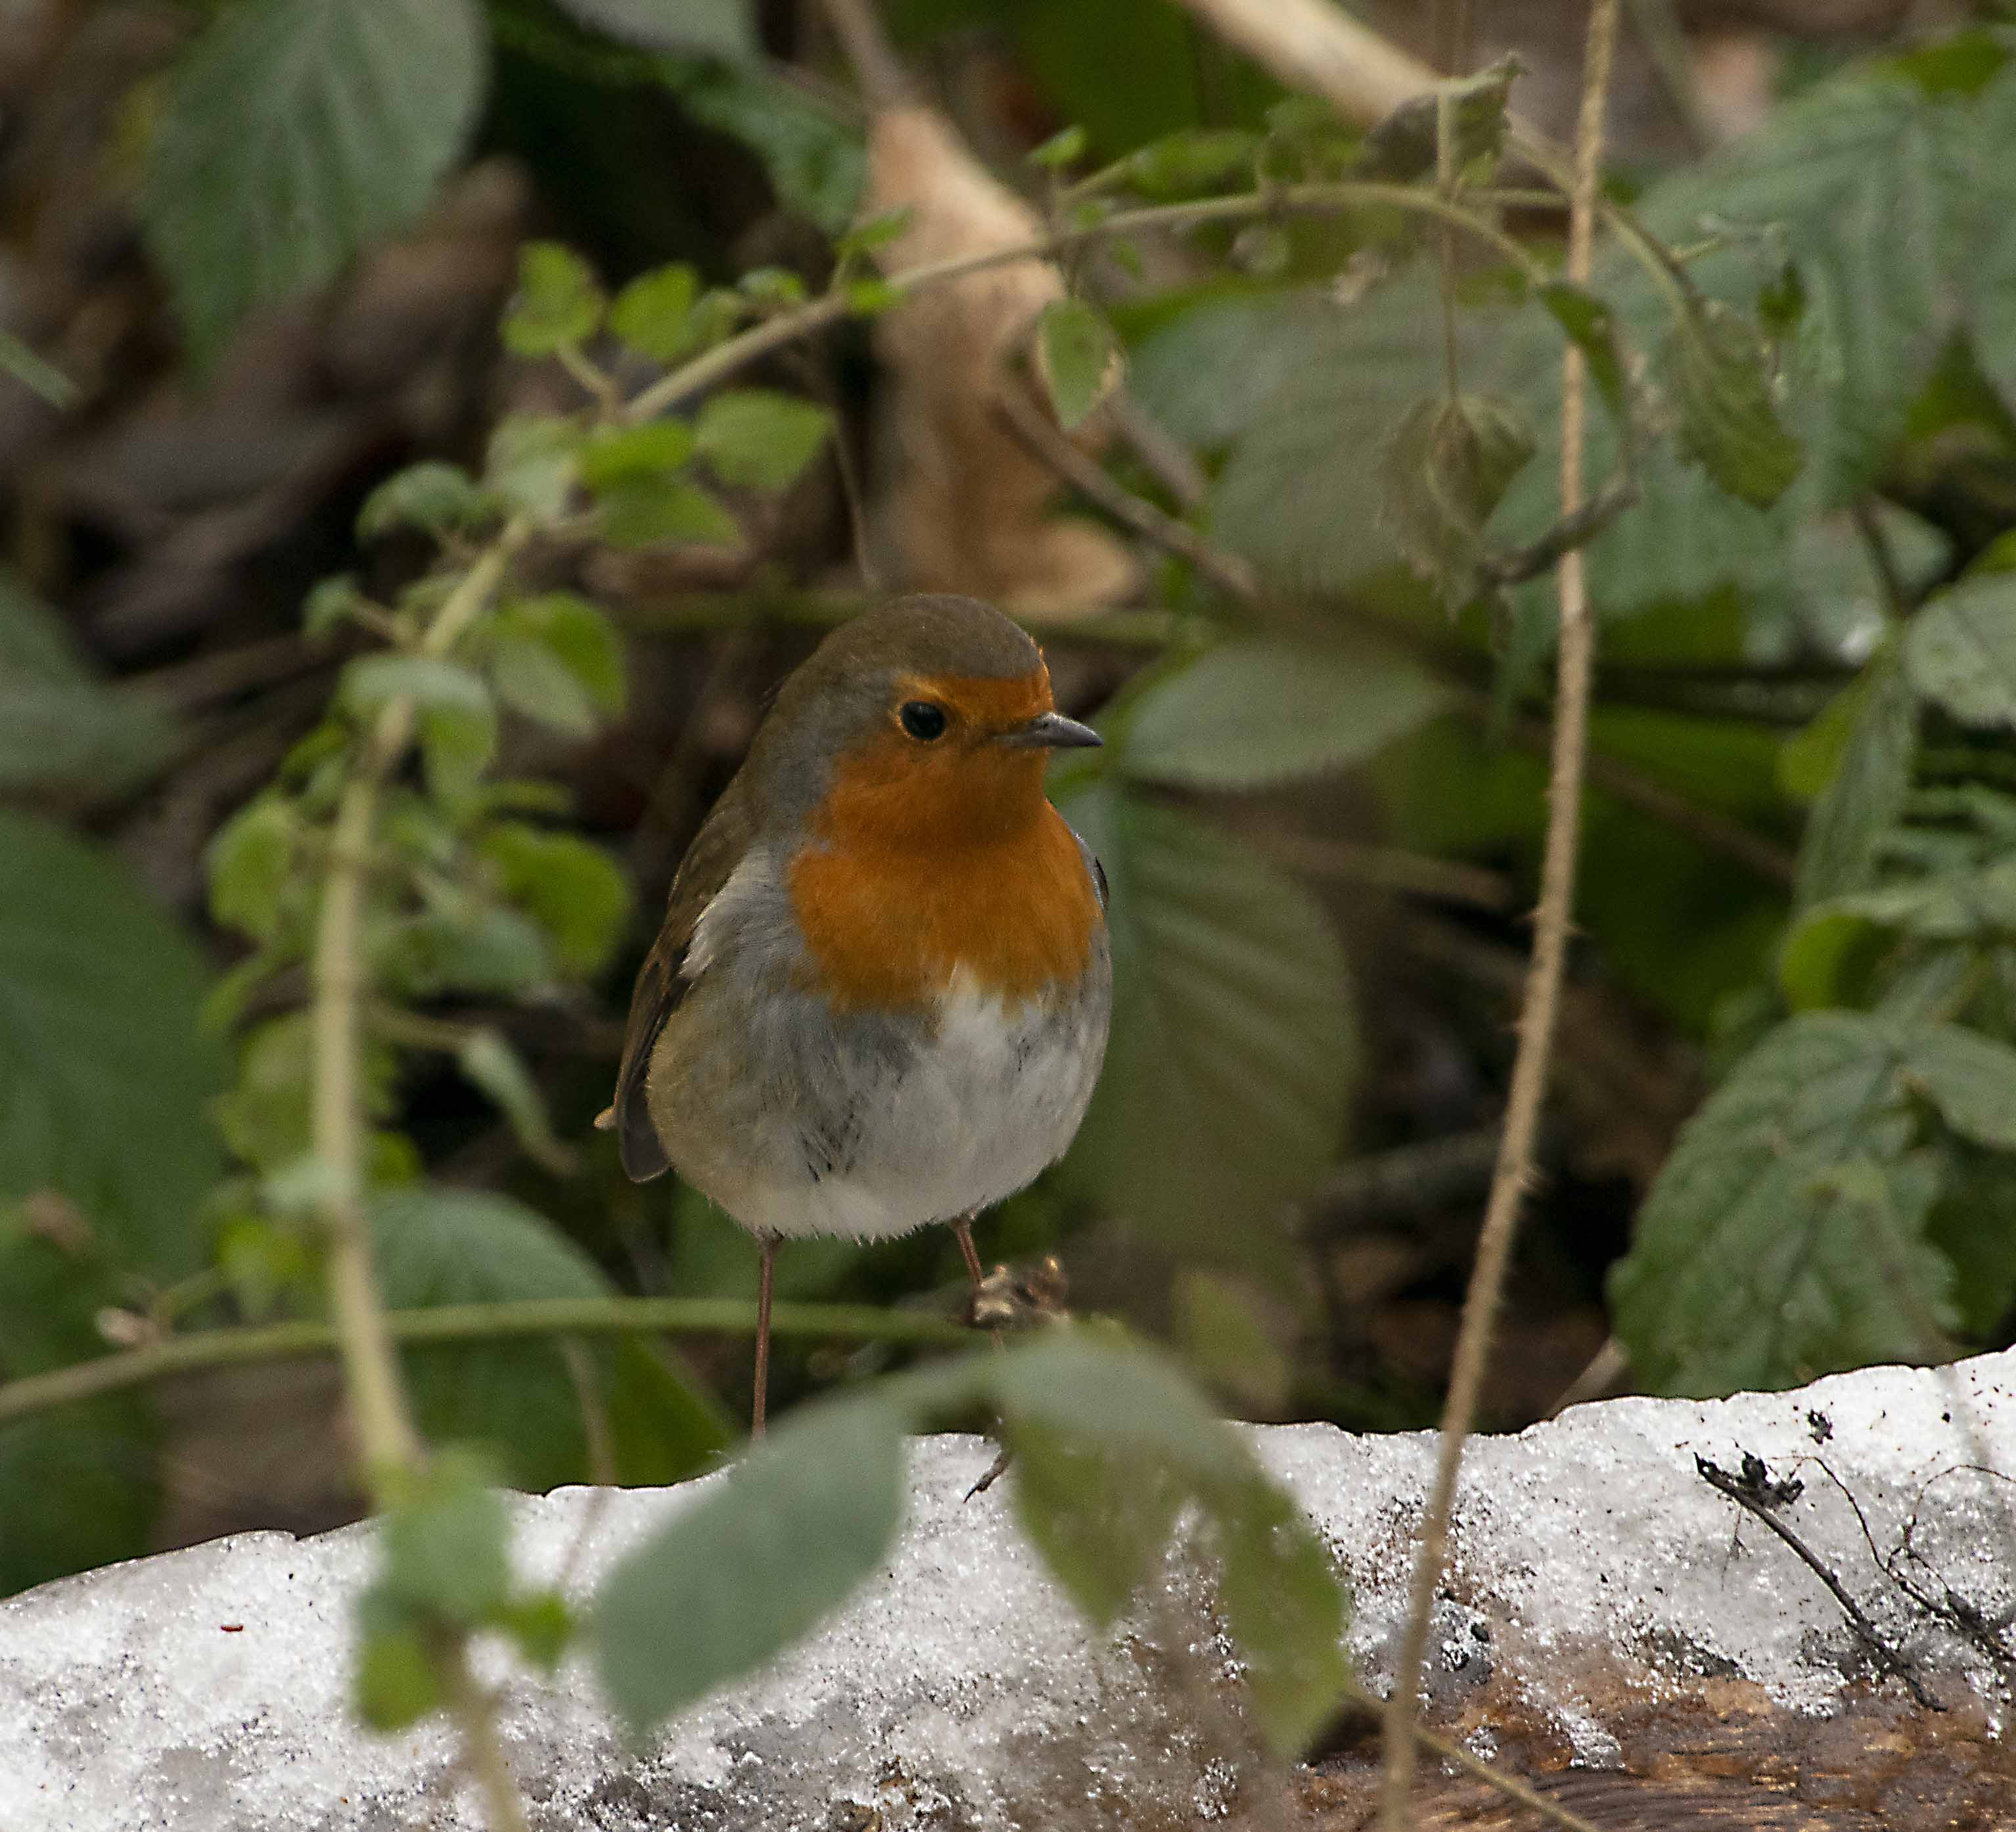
[0, 1298, 977, 1427]
[1379, 3, 1620, 1826]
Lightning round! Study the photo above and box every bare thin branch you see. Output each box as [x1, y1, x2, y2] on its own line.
[1379, 5, 1621, 1823]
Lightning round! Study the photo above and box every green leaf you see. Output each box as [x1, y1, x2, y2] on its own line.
[1057, 785, 1354, 1273]
[552, 0, 756, 61]
[1120, 637, 1451, 790]
[1794, 651, 1918, 909]
[834, 208, 913, 260]
[357, 462, 494, 542]
[604, 1336, 735, 1485]
[478, 823, 633, 977]
[598, 475, 743, 547]
[380, 894, 555, 1001]
[1904, 574, 2016, 732]
[1035, 299, 1121, 432]
[0, 814, 225, 1281]
[1175, 1269, 1289, 1413]
[353, 1609, 445, 1731]
[342, 654, 493, 723]
[0, 328, 76, 407]
[1377, 392, 1536, 607]
[593, 1390, 908, 1729]
[1611, 1013, 1958, 1395]
[1902, 1024, 2016, 1150]
[1927, 1145, 2016, 1336]
[380, 1448, 514, 1626]
[503, 242, 607, 358]
[373, 1187, 610, 1491]
[207, 796, 299, 946]
[578, 421, 697, 489]
[485, 415, 584, 519]
[1358, 55, 1521, 183]
[609, 264, 701, 363]
[418, 700, 498, 807]
[143, 0, 486, 365]
[1536, 282, 1627, 417]
[1661, 295, 1804, 509]
[0, 1233, 160, 1595]
[457, 1028, 576, 1175]
[693, 390, 833, 493]
[1124, 129, 1257, 197]
[0, 571, 173, 795]
[1027, 124, 1088, 170]
[985, 1333, 1348, 1755]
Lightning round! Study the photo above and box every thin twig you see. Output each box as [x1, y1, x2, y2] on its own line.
[1380, 7, 1620, 1824]
[1340, 1678, 1609, 1832]
[442, 1645, 534, 1832]
[993, 385, 1260, 600]
[0, 1297, 978, 1427]
[1694, 1454, 1942, 1710]
[620, 181, 1545, 427]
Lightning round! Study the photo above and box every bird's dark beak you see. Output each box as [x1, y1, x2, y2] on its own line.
[998, 710, 1103, 750]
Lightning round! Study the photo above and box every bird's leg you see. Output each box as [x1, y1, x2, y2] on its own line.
[950, 1214, 1005, 1352]
[951, 1213, 1013, 1498]
[752, 1233, 778, 1439]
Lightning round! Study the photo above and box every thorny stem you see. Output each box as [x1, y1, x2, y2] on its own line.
[621, 181, 1544, 427]
[0, 1298, 977, 1428]
[309, 516, 532, 1824]
[1378, 5, 1620, 1826]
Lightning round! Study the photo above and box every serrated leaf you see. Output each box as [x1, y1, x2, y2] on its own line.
[693, 389, 832, 492]
[0, 572, 173, 795]
[457, 1028, 575, 1174]
[478, 823, 633, 978]
[373, 1187, 608, 1491]
[142, 0, 486, 365]
[207, 796, 298, 945]
[1121, 637, 1450, 790]
[504, 242, 606, 357]
[1035, 299, 1122, 432]
[1536, 282, 1626, 417]
[1611, 1013, 1957, 1394]
[1662, 295, 1804, 509]
[593, 1390, 907, 1729]
[1794, 650, 1917, 909]
[357, 462, 494, 542]
[609, 265, 701, 363]
[1358, 55, 1521, 183]
[553, 0, 755, 61]
[1902, 1024, 2016, 1150]
[1904, 574, 2016, 731]
[0, 814, 225, 1281]
[1057, 784, 1354, 1273]
[1378, 392, 1535, 607]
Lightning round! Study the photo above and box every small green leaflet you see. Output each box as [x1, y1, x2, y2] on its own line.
[504, 243, 607, 357]
[1377, 393, 1536, 609]
[1904, 574, 2016, 731]
[1661, 294, 1804, 510]
[694, 390, 833, 493]
[1036, 300, 1122, 431]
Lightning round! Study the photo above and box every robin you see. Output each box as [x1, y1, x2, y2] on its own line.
[604, 593, 1111, 1432]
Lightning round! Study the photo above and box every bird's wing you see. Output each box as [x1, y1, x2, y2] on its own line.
[608, 789, 754, 1181]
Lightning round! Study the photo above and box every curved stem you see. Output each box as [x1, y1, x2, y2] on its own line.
[0, 1298, 978, 1428]
[1379, 4, 1620, 1825]
[622, 183, 1544, 426]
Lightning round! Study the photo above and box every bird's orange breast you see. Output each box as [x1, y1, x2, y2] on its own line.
[787, 744, 1101, 1013]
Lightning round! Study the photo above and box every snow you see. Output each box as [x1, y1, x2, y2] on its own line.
[5, 1350, 2015, 1830]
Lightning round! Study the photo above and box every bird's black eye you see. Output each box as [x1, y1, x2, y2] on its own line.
[900, 700, 948, 741]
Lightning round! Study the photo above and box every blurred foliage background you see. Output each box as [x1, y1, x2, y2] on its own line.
[7, 0, 2016, 1603]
